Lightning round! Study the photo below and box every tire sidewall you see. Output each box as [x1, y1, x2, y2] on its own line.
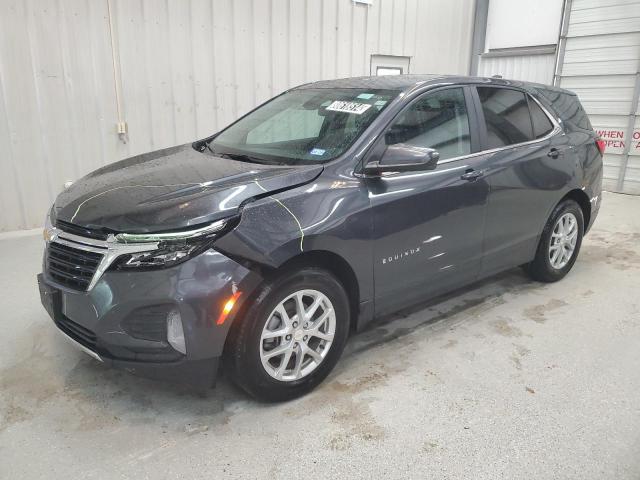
[539, 200, 584, 280]
[230, 267, 350, 401]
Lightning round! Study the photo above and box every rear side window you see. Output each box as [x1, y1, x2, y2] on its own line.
[528, 96, 554, 139]
[477, 87, 533, 148]
[533, 88, 592, 132]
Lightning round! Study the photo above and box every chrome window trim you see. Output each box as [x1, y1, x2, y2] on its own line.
[433, 91, 561, 165]
[436, 90, 562, 166]
[357, 84, 563, 176]
[437, 124, 562, 166]
[387, 121, 562, 170]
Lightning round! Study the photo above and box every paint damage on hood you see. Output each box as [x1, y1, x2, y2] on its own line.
[54, 144, 323, 233]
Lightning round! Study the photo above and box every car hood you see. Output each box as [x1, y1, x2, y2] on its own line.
[54, 144, 323, 233]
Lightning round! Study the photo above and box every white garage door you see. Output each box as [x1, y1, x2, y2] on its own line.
[557, 0, 640, 194]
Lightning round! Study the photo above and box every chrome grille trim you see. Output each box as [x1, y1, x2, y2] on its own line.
[46, 227, 159, 291]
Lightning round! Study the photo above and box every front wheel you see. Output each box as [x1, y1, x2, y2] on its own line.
[526, 199, 584, 283]
[224, 267, 350, 401]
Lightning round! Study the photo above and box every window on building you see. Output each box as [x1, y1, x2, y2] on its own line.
[376, 67, 402, 76]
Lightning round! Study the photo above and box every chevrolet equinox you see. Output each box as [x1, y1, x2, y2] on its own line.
[38, 75, 603, 401]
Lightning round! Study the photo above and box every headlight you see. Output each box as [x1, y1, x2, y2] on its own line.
[112, 217, 236, 270]
[115, 242, 205, 269]
[43, 205, 56, 242]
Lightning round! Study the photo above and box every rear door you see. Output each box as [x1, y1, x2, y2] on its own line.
[366, 86, 490, 315]
[471, 86, 570, 276]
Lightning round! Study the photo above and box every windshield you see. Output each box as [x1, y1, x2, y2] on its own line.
[209, 88, 398, 165]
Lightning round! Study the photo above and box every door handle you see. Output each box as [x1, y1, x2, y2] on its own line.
[460, 169, 484, 181]
[547, 148, 561, 159]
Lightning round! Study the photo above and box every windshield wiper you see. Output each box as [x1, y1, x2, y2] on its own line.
[204, 141, 216, 155]
[216, 152, 272, 165]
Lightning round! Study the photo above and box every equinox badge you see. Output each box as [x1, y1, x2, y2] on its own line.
[382, 247, 421, 265]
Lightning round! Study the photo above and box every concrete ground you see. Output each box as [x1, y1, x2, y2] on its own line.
[1, 191, 639, 480]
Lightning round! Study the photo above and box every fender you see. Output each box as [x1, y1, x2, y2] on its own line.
[213, 168, 374, 309]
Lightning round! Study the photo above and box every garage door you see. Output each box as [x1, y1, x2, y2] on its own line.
[556, 0, 640, 194]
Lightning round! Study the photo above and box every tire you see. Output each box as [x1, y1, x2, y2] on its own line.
[526, 199, 584, 283]
[224, 267, 350, 402]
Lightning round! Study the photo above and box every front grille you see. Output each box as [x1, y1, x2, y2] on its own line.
[47, 242, 103, 291]
[56, 220, 109, 240]
[55, 315, 97, 351]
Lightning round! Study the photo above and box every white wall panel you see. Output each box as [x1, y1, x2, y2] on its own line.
[411, 0, 475, 75]
[485, 0, 563, 50]
[562, 33, 640, 76]
[561, 75, 637, 115]
[0, 0, 476, 232]
[558, 0, 640, 195]
[478, 53, 556, 84]
[477, 0, 561, 85]
[0, 0, 121, 232]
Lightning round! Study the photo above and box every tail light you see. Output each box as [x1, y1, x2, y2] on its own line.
[595, 137, 606, 155]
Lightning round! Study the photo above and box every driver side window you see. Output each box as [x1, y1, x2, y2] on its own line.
[387, 88, 471, 161]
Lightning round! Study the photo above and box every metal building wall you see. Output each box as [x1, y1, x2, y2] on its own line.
[0, 0, 475, 232]
[556, 0, 640, 194]
[478, 53, 556, 84]
[0, 0, 119, 233]
[474, 0, 563, 84]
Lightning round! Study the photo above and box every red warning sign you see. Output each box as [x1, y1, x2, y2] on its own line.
[595, 128, 640, 155]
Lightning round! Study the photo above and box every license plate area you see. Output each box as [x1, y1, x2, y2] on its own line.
[38, 275, 62, 321]
[37, 274, 103, 362]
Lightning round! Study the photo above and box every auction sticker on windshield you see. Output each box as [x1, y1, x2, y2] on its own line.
[326, 101, 372, 115]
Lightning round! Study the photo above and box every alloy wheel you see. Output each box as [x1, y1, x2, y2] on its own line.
[259, 289, 336, 382]
[549, 212, 578, 269]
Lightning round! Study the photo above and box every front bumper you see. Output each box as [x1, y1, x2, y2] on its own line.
[38, 248, 262, 389]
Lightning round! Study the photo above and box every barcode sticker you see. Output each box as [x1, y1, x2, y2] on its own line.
[326, 101, 372, 115]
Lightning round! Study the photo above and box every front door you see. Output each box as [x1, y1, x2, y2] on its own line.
[366, 86, 490, 316]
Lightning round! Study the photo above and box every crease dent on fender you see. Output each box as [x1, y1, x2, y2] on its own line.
[254, 180, 304, 252]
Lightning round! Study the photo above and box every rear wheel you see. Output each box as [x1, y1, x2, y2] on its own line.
[526, 199, 584, 283]
[225, 267, 350, 401]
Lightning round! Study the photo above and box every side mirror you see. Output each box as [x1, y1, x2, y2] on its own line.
[364, 144, 440, 175]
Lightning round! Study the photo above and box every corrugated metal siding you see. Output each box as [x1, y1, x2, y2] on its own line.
[477, 53, 556, 84]
[0, 0, 475, 232]
[0, 0, 120, 232]
[558, 0, 640, 194]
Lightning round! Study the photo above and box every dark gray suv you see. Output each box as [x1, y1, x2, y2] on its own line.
[38, 75, 603, 401]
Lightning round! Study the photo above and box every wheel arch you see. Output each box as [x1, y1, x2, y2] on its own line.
[222, 249, 361, 362]
[273, 250, 360, 332]
[528, 187, 592, 266]
[562, 188, 591, 232]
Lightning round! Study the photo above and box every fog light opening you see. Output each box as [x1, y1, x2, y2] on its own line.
[216, 292, 242, 325]
[166, 309, 186, 354]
